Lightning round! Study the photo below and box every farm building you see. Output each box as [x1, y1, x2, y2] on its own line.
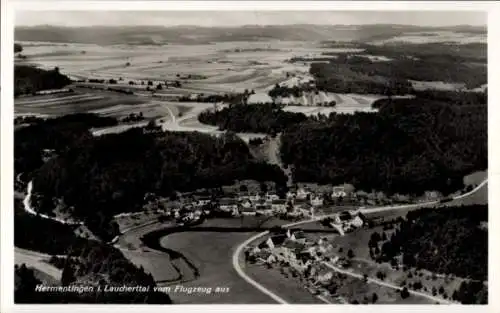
[271, 199, 287, 212]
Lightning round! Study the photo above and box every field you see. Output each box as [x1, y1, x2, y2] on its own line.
[244, 264, 326, 304]
[116, 217, 291, 304]
[15, 40, 402, 120]
[16, 41, 350, 93]
[370, 31, 486, 45]
[15, 89, 146, 117]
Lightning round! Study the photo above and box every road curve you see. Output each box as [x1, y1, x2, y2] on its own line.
[232, 178, 488, 304]
[15, 248, 62, 281]
[231, 230, 288, 304]
[321, 262, 452, 304]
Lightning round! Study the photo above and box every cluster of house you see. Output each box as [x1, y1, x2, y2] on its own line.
[247, 228, 349, 302]
[217, 186, 350, 218]
[146, 185, 357, 224]
[329, 210, 364, 234]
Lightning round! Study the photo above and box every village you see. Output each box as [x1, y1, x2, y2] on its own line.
[142, 184, 369, 230]
[243, 224, 361, 304]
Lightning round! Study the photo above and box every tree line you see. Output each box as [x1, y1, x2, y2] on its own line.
[19, 115, 287, 240]
[198, 103, 308, 134]
[306, 42, 486, 95]
[15, 113, 118, 178]
[367, 205, 488, 304]
[280, 97, 486, 196]
[14, 200, 172, 304]
[379, 205, 487, 281]
[14, 65, 72, 97]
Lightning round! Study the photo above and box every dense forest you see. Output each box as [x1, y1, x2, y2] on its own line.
[19, 115, 286, 239]
[280, 97, 487, 195]
[376, 205, 487, 281]
[371, 205, 487, 304]
[453, 280, 488, 305]
[310, 61, 415, 96]
[198, 103, 308, 134]
[305, 42, 486, 95]
[14, 201, 172, 304]
[15, 113, 118, 177]
[360, 42, 487, 63]
[15, 43, 23, 53]
[15, 259, 171, 303]
[14, 65, 72, 96]
[14, 199, 87, 255]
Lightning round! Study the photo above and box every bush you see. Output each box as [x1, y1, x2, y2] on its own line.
[347, 249, 355, 259]
[401, 287, 410, 299]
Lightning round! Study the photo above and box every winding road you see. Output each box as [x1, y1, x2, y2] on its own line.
[232, 178, 488, 304]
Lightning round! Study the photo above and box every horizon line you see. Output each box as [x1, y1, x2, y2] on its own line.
[15, 23, 487, 28]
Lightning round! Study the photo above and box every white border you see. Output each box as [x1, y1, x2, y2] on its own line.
[1, 2, 498, 313]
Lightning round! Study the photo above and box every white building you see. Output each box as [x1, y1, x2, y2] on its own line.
[266, 193, 280, 202]
[296, 188, 310, 200]
[241, 207, 257, 216]
[249, 193, 261, 202]
[240, 199, 253, 209]
[271, 200, 287, 213]
[331, 186, 347, 198]
[310, 196, 324, 207]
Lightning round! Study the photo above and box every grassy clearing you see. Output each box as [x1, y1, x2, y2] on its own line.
[159, 229, 273, 304]
[29, 267, 61, 285]
[328, 224, 470, 302]
[244, 263, 325, 304]
[16, 95, 145, 116]
[117, 218, 281, 303]
[337, 275, 434, 304]
[348, 259, 463, 302]
[329, 226, 388, 260]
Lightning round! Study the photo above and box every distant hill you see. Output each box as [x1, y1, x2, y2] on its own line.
[14, 24, 486, 45]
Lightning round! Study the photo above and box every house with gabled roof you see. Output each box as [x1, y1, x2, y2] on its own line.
[249, 193, 261, 202]
[296, 188, 311, 200]
[241, 206, 257, 216]
[259, 234, 288, 249]
[265, 193, 280, 203]
[287, 229, 308, 243]
[310, 196, 324, 207]
[255, 204, 273, 216]
[240, 198, 253, 209]
[271, 199, 287, 213]
[254, 250, 276, 264]
[313, 264, 334, 284]
[218, 198, 239, 215]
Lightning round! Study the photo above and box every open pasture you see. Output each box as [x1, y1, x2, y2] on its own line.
[15, 91, 146, 117]
[17, 41, 365, 96]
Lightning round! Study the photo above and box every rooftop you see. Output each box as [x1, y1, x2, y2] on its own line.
[241, 206, 256, 212]
[254, 250, 273, 260]
[291, 231, 307, 239]
[270, 234, 288, 246]
[282, 239, 306, 251]
[219, 198, 238, 205]
[272, 199, 287, 204]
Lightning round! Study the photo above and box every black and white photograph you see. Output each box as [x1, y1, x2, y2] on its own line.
[4, 5, 490, 307]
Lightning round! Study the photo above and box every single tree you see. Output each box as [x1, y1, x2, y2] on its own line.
[401, 287, 410, 299]
[347, 249, 355, 259]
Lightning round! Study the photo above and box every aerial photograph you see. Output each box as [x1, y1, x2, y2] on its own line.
[12, 10, 487, 305]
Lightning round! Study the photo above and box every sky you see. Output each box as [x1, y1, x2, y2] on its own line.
[15, 11, 487, 27]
